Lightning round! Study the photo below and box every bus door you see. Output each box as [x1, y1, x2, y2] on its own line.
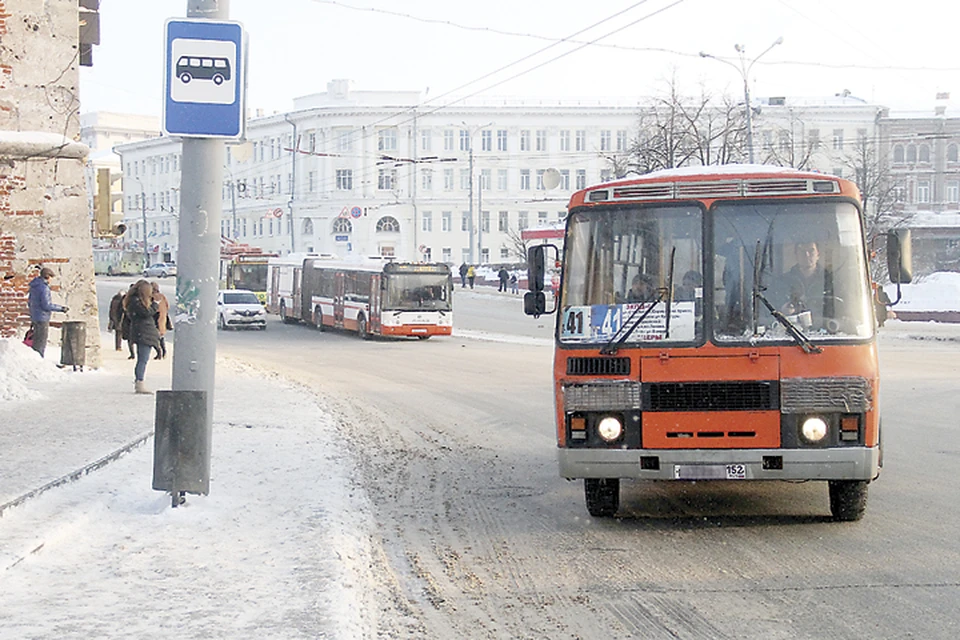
[370, 273, 382, 334]
[269, 266, 280, 312]
[292, 267, 302, 318]
[334, 271, 346, 328]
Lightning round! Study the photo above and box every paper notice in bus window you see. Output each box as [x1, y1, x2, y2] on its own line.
[584, 302, 696, 343]
[561, 306, 590, 340]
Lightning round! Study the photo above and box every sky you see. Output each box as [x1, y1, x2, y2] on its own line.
[80, 0, 960, 119]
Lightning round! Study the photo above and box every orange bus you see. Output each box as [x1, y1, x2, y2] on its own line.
[524, 166, 911, 521]
[268, 256, 453, 339]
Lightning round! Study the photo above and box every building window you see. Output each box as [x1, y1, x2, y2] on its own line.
[378, 128, 397, 151]
[576, 169, 586, 190]
[442, 247, 452, 263]
[893, 145, 905, 164]
[336, 169, 353, 190]
[518, 211, 528, 230]
[947, 180, 959, 203]
[832, 129, 844, 151]
[575, 130, 586, 151]
[308, 132, 316, 152]
[481, 169, 491, 190]
[559, 130, 570, 152]
[808, 129, 820, 149]
[421, 129, 432, 151]
[376, 216, 400, 232]
[498, 211, 509, 232]
[460, 169, 471, 190]
[535, 130, 547, 152]
[497, 169, 508, 191]
[421, 169, 433, 191]
[500, 247, 510, 260]
[480, 248, 489, 264]
[444, 168, 454, 191]
[422, 211, 432, 232]
[481, 130, 492, 152]
[481, 211, 490, 233]
[948, 144, 958, 163]
[917, 180, 930, 203]
[302, 218, 314, 236]
[536, 169, 545, 190]
[461, 212, 469, 231]
[538, 211, 548, 226]
[444, 129, 455, 151]
[919, 144, 931, 163]
[497, 130, 508, 151]
[520, 130, 530, 151]
[600, 130, 611, 151]
[907, 144, 917, 163]
[308, 170, 317, 192]
[520, 169, 530, 190]
[779, 131, 791, 152]
[378, 168, 396, 190]
[560, 169, 570, 190]
[337, 130, 353, 151]
[616, 130, 628, 152]
[460, 129, 470, 151]
[442, 211, 451, 232]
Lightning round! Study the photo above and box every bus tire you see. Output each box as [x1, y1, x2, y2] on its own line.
[179, 73, 192, 83]
[417, 335, 431, 340]
[314, 306, 325, 331]
[280, 301, 294, 324]
[584, 478, 619, 518]
[828, 480, 868, 522]
[357, 314, 370, 340]
[213, 74, 224, 85]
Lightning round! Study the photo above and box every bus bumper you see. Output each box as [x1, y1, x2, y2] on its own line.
[558, 446, 879, 481]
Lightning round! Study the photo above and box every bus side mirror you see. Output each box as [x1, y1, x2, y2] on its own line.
[886, 229, 913, 284]
[524, 291, 546, 317]
[527, 245, 546, 292]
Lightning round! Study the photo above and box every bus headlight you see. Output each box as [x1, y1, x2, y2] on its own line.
[801, 416, 828, 443]
[597, 416, 623, 442]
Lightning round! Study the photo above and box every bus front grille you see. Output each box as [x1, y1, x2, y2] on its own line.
[646, 381, 777, 412]
[566, 357, 631, 376]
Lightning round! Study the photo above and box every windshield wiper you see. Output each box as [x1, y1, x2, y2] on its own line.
[600, 248, 676, 356]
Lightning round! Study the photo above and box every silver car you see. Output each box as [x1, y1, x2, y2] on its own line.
[143, 262, 177, 278]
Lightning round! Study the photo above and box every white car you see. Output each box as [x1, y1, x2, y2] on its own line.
[217, 289, 267, 330]
[143, 262, 177, 278]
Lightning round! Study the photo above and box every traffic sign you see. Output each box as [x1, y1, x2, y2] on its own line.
[163, 18, 246, 139]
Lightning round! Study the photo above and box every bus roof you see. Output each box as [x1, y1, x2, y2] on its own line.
[568, 164, 860, 209]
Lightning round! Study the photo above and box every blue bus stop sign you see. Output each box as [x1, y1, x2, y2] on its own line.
[163, 19, 245, 139]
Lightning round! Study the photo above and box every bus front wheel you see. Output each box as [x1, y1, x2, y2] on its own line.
[584, 478, 619, 518]
[280, 301, 294, 324]
[179, 73, 192, 84]
[828, 480, 868, 522]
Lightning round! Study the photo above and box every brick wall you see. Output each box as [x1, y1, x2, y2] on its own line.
[0, 0, 101, 366]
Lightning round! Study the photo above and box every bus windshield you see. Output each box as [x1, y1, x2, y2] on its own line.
[383, 273, 452, 311]
[560, 204, 704, 345]
[231, 264, 268, 291]
[713, 200, 872, 343]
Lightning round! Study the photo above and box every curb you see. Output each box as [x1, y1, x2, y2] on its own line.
[0, 430, 153, 519]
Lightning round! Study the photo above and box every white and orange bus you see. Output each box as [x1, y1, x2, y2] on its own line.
[525, 165, 911, 521]
[268, 256, 453, 339]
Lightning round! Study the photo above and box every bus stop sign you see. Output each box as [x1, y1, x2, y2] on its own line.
[163, 18, 246, 139]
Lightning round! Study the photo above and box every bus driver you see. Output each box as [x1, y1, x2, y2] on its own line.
[781, 240, 832, 316]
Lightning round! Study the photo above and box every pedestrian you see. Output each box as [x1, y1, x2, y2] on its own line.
[875, 285, 892, 327]
[108, 289, 125, 351]
[467, 264, 476, 289]
[26, 267, 68, 357]
[497, 266, 509, 292]
[152, 281, 171, 359]
[121, 283, 136, 359]
[459, 262, 468, 288]
[125, 279, 160, 394]
[510, 273, 519, 294]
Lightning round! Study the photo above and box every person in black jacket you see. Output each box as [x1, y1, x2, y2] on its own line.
[108, 290, 125, 351]
[124, 280, 160, 394]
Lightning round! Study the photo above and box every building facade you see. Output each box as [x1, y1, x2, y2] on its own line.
[114, 82, 890, 267]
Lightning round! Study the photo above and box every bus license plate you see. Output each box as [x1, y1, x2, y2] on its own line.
[673, 464, 747, 480]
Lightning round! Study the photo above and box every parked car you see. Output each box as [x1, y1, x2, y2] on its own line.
[217, 289, 267, 330]
[143, 262, 177, 278]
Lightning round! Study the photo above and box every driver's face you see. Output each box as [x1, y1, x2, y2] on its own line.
[795, 242, 819, 275]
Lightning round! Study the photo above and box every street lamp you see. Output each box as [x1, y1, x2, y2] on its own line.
[130, 175, 149, 270]
[700, 37, 783, 163]
[460, 121, 493, 264]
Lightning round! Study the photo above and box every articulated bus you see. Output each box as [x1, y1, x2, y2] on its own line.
[267, 256, 453, 339]
[524, 165, 911, 521]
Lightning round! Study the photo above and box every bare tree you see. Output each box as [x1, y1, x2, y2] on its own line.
[503, 225, 531, 263]
[757, 113, 817, 169]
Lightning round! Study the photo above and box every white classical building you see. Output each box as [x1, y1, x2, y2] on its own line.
[113, 81, 887, 265]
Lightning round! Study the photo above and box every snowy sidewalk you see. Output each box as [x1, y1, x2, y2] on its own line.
[0, 337, 373, 638]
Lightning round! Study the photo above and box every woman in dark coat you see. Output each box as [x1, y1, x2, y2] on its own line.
[125, 279, 160, 394]
[120, 283, 135, 359]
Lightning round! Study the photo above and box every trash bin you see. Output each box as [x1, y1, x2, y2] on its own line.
[60, 320, 86, 368]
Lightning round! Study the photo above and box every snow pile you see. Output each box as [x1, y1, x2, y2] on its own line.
[884, 272, 960, 312]
[0, 339, 65, 402]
